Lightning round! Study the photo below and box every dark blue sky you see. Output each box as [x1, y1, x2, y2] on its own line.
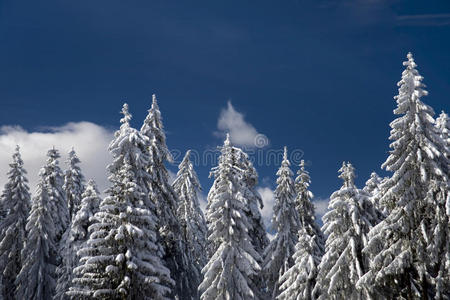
[1, 0, 449, 199]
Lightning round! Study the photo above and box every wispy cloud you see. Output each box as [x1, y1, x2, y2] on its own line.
[216, 101, 269, 148]
[257, 186, 276, 229]
[314, 198, 329, 224]
[0, 122, 113, 195]
[397, 13, 450, 27]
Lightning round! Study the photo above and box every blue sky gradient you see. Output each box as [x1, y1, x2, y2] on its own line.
[0, 0, 449, 200]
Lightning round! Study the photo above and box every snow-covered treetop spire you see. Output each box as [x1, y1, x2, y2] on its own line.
[64, 147, 85, 220]
[338, 161, 355, 188]
[224, 133, 231, 147]
[394, 52, 428, 116]
[406, 52, 416, 68]
[152, 93, 158, 108]
[12, 144, 23, 165]
[299, 159, 305, 171]
[283, 146, 288, 162]
[120, 103, 131, 130]
[141, 93, 172, 163]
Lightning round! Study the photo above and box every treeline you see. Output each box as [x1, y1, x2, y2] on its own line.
[0, 52, 448, 300]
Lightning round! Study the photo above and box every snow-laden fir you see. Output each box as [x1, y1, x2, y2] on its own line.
[0, 146, 31, 300]
[63, 148, 85, 222]
[277, 159, 323, 300]
[15, 153, 60, 300]
[141, 95, 196, 299]
[172, 150, 208, 299]
[44, 148, 69, 241]
[200, 134, 262, 300]
[293, 160, 325, 256]
[357, 53, 449, 299]
[262, 147, 301, 299]
[313, 162, 379, 299]
[55, 179, 99, 300]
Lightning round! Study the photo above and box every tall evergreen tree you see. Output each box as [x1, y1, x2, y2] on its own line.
[15, 165, 58, 300]
[55, 179, 100, 300]
[0, 146, 31, 299]
[69, 104, 173, 299]
[172, 150, 207, 299]
[363, 172, 387, 219]
[44, 148, 69, 240]
[63, 148, 85, 221]
[232, 147, 269, 257]
[314, 162, 376, 299]
[430, 112, 450, 299]
[140, 94, 190, 299]
[200, 135, 261, 300]
[262, 147, 300, 299]
[278, 227, 321, 300]
[294, 159, 325, 255]
[358, 53, 449, 299]
[277, 159, 324, 300]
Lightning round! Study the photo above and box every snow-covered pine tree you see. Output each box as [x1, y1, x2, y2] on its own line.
[262, 147, 300, 299]
[172, 150, 207, 299]
[15, 165, 58, 300]
[63, 148, 85, 221]
[313, 162, 377, 300]
[140, 94, 191, 299]
[0, 146, 31, 299]
[294, 159, 325, 255]
[363, 172, 386, 218]
[430, 112, 450, 299]
[358, 53, 449, 299]
[43, 147, 69, 240]
[55, 179, 100, 300]
[200, 134, 262, 300]
[278, 227, 321, 300]
[427, 178, 450, 300]
[232, 147, 269, 257]
[69, 104, 173, 299]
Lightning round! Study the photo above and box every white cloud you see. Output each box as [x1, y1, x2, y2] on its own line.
[0, 122, 114, 196]
[216, 101, 269, 148]
[313, 198, 329, 222]
[257, 186, 276, 229]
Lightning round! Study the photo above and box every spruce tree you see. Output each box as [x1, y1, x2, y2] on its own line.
[63, 148, 85, 221]
[277, 159, 324, 300]
[262, 147, 300, 299]
[363, 172, 386, 219]
[140, 94, 190, 298]
[15, 167, 58, 300]
[172, 150, 207, 299]
[69, 104, 173, 299]
[313, 162, 376, 299]
[232, 146, 269, 257]
[278, 227, 321, 300]
[431, 112, 450, 299]
[55, 179, 100, 300]
[294, 159, 325, 255]
[358, 53, 449, 299]
[0, 146, 31, 299]
[200, 135, 261, 300]
[44, 147, 69, 240]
